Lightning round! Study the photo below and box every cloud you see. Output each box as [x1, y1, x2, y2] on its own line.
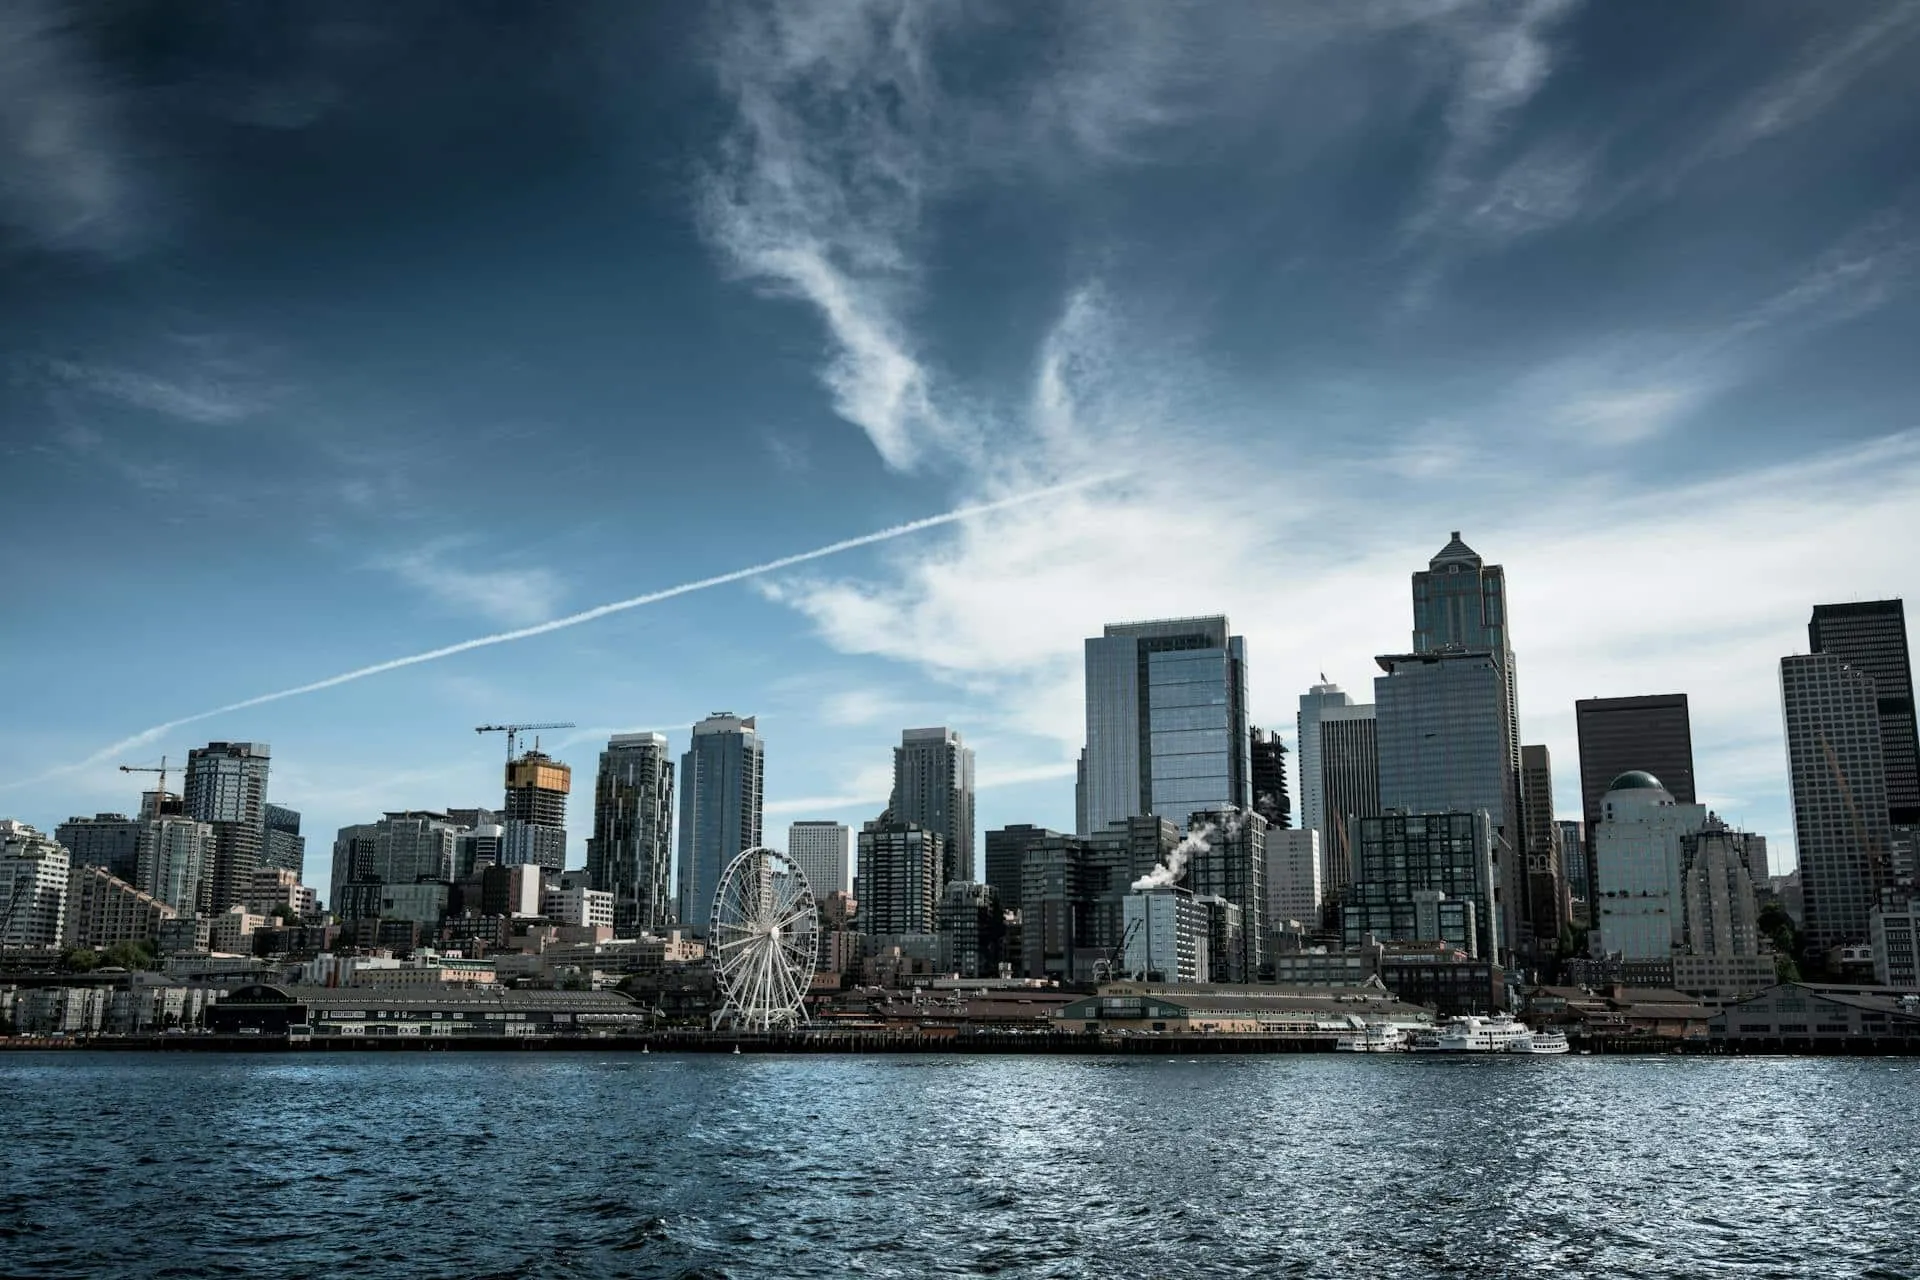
[41, 358, 259, 425]
[377, 543, 568, 628]
[0, 0, 136, 253]
[1705, 7, 1920, 161]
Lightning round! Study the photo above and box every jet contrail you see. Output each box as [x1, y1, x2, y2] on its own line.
[29, 475, 1120, 786]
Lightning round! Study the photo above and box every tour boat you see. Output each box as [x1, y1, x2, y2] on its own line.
[1409, 1013, 1538, 1053]
[1334, 1024, 1409, 1052]
[1509, 1029, 1571, 1055]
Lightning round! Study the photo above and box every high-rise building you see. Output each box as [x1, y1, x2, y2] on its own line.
[1574, 694, 1696, 901]
[1266, 828, 1322, 928]
[1296, 681, 1353, 840]
[371, 812, 460, 885]
[330, 822, 381, 904]
[1555, 820, 1587, 904]
[184, 741, 271, 912]
[890, 727, 976, 884]
[0, 820, 71, 949]
[1080, 616, 1250, 835]
[1520, 745, 1568, 951]
[936, 881, 1005, 978]
[586, 733, 676, 936]
[1249, 727, 1291, 830]
[55, 814, 143, 882]
[63, 865, 176, 950]
[1809, 599, 1919, 826]
[1411, 532, 1518, 766]
[1592, 772, 1709, 960]
[1184, 809, 1267, 982]
[136, 813, 213, 914]
[1318, 704, 1379, 901]
[856, 821, 943, 937]
[1679, 817, 1762, 958]
[1375, 648, 1521, 953]
[985, 824, 1055, 917]
[502, 751, 571, 872]
[677, 713, 765, 934]
[1124, 888, 1212, 983]
[787, 821, 851, 899]
[1342, 811, 1499, 959]
[261, 805, 305, 876]
[1016, 816, 1180, 982]
[1782, 653, 1895, 952]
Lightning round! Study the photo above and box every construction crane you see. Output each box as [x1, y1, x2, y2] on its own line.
[1819, 732, 1890, 889]
[475, 723, 576, 763]
[119, 756, 172, 812]
[1096, 916, 1144, 984]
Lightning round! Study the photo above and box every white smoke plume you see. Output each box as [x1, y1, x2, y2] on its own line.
[19, 475, 1122, 789]
[1132, 821, 1216, 892]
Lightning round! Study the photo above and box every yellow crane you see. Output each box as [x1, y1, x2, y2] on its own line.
[475, 722, 576, 762]
[118, 756, 172, 813]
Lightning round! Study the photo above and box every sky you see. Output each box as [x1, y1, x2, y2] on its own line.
[3, 1, 1919, 903]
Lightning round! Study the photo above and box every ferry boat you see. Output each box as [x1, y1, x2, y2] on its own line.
[1409, 1013, 1539, 1053]
[1334, 1024, 1409, 1053]
[1509, 1029, 1571, 1055]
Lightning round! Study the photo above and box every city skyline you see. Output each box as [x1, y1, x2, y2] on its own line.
[6, 6, 1920, 893]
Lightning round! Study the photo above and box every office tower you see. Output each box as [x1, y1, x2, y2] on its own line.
[1318, 704, 1379, 901]
[677, 713, 765, 934]
[63, 865, 175, 950]
[454, 822, 504, 880]
[890, 727, 976, 883]
[502, 750, 571, 871]
[1574, 694, 1696, 900]
[1184, 809, 1267, 982]
[1520, 745, 1568, 950]
[370, 812, 459, 885]
[1018, 817, 1179, 981]
[1249, 727, 1291, 830]
[135, 813, 213, 913]
[330, 823, 380, 902]
[1592, 772, 1709, 959]
[1411, 532, 1519, 765]
[985, 824, 1056, 917]
[856, 821, 943, 936]
[937, 881, 1005, 978]
[1266, 828, 1322, 927]
[1296, 681, 1353, 839]
[261, 805, 305, 876]
[1810, 600, 1919, 825]
[0, 820, 71, 949]
[787, 821, 851, 898]
[1782, 654, 1895, 952]
[1679, 817, 1762, 957]
[1081, 616, 1250, 835]
[1555, 820, 1587, 903]
[1375, 649, 1520, 952]
[55, 814, 143, 882]
[184, 741, 271, 912]
[586, 733, 676, 936]
[1124, 889, 1212, 983]
[1342, 812, 1499, 959]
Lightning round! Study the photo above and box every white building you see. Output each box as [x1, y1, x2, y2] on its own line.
[542, 884, 614, 930]
[136, 814, 213, 913]
[246, 867, 317, 920]
[0, 820, 71, 949]
[787, 821, 852, 898]
[1593, 772, 1707, 960]
[1872, 898, 1920, 989]
[1266, 828, 1323, 928]
[1123, 889, 1211, 984]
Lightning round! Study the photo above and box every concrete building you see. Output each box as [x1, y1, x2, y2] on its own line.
[856, 821, 943, 936]
[936, 881, 1005, 979]
[63, 865, 176, 950]
[133, 812, 213, 914]
[1124, 889, 1211, 983]
[1341, 811, 1497, 959]
[1871, 897, 1919, 989]
[1249, 726, 1291, 831]
[787, 821, 851, 899]
[677, 713, 765, 934]
[55, 813, 143, 882]
[1575, 694, 1697, 902]
[1017, 817, 1181, 983]
[0, 821, 70, 949]
[184, 741, 272, 912]
[209, 906, 265, 954]
[1810, 599, 1918, 827]
[246, 867, 316, 920]
[1593, 772, 1709, 960]
[261, 804, 305, 876]
[1080, 616, 1250, 836]
[1782, 652, 1897, 951]
[542, 884, 615, 931]
[586, 732, 675, 936]
[453, 822, 504, 881]
[502, 751, 571, 872]
[891, 727, 976, 884]
[1374, 649, 1519, 952]
[1267, 828, 1323, 928]
[343, 811, 460, 887]
[1296, 681, 1352, 842]
[1680, 817, 1763, 959]
[156, 915, 212, 954]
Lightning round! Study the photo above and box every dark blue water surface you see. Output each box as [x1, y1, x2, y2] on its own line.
[3, 1052, 1918, 1278]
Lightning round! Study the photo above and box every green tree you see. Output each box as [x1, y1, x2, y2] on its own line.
[62, 947, 101, 973]
[101, 940, 157, 971]
[271, 904, 298, 924]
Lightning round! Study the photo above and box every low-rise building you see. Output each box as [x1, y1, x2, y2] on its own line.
[1670, 953, 1780, 1000]
[1870, 897, 1920, 989]
[208, 906, 264, 955]
[1711, 982, 1920, 1046]
[541, 884, 615, 931]
[63, 865, 176, 950]
[1054, 981, 1433, 1036]
[206, 983, 649, 1037]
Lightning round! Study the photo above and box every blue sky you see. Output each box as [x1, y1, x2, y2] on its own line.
[4, 1, 1919, 901]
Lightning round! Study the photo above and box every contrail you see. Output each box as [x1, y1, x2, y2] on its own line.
[28, 475, 1119, 786]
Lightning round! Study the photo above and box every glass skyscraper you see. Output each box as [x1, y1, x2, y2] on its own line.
[676, 713, 764, 934]
[1080, 616, 1250, 836]
[1781, 654, 1894, 952]
[587, 732, 675, 936]
[1809, 599, 1918, 826]
[889, 727, 976, 884]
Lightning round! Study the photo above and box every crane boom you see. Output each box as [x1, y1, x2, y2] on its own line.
[119, 756, 171, 813]
[476, 722, 576, 762]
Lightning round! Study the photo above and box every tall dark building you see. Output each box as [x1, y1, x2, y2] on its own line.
[586, 733, 675, 936]
[1810, 600, 1918, 826]
[184, 741, 271, 912]
[985, 824, 1056, 916]
[1249, 727, 1291, 830]
[55, 814, 143, 882]
[890, 727, 976, 884]
[261, 805, 305, 876]
[1320, 711, 1380, 901]
[1574, 695, 1695, 901]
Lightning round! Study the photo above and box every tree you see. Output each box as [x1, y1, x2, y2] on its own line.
[102, 940, 157, 972]
[271, 904, 298, 924]
[62, 947, 100, 973]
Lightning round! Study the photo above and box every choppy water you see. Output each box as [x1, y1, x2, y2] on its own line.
[2, 1052, 1918, 1278]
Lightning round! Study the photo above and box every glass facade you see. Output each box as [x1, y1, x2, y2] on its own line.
[1781, 654, 1895, 951]
[588, 733, 675, 936]
[1342, 811, 1496, 958]
[1809, 599, 1919, 826]
[676, 714, 765, 934]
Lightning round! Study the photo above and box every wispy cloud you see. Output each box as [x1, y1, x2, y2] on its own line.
[377, 543, 568, 628]
[1704, 7, 1920, 162]
[41, 357, 259, 425]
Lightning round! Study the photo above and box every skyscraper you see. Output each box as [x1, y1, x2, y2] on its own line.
[502, 750, 570, 871]
[1411, 532, 1520, 785]
[1575, 694, 1696, 901]
[55, 814, 143, 883]
[856, 821, 942, 937]
[1520, 745, 1568, 950]
[890, 727, 976, 884]
[184, 741, 271, 912]
[787, 821, 851, 898]
[1249, 727, 1291, 830]
[985, 823, 1055, 916]
[1343, 811, 1498, 959]
[0, 821, 70, 949]
[1593, 772, 1707, 960]
[1318, 704, 1379, 901]
[1081, 616, 1250, 835]
[1266, 828, 1322, 928]
[136, 812, 213, 913]
[261, 805, 305, 876]
[1296, 681, 1353, 840]
[1782, 653, 1895, 952]
[676, 713, 765, 934]
[1375, 648, 1521, 953]
[586, 733, 675, 936]
[1184, 809, 1267, 982]
[1809, 599, 1918, 826]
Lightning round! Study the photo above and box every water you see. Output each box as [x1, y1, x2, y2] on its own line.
[2, 1052, 1918, 1278]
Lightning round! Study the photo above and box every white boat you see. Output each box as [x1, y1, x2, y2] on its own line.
[1334, 1024, 1408, 1052]
[1410, 1013, 1539, 1053]
[1509, 1029, 1571, 1055]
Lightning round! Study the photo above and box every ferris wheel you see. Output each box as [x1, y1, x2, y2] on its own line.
[708, 846, 818, 1030]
